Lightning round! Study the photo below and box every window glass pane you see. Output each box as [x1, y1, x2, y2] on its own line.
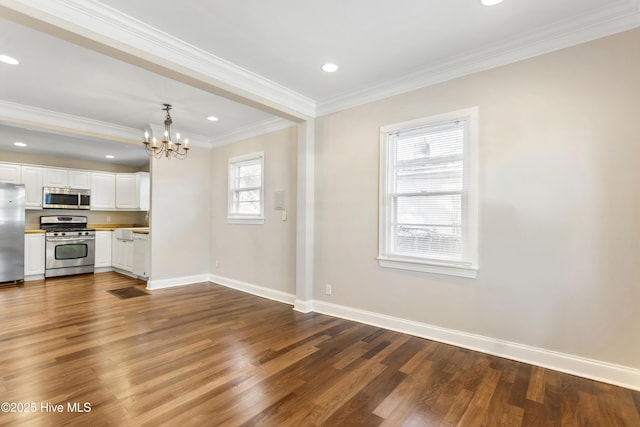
[392, 224, 462, 258]
[238, 163, 260, 177]
[236, 189, 260, 202]
[396, 159, 463, 193]
[237, 174, 261, 188]
[237, 201, 260, 214]
[395, 195, 461, 226]
[395, 126, 463, 162]
[237, 163, 262, 189]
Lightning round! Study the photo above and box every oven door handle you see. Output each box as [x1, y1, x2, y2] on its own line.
[46, 236, 95, 243]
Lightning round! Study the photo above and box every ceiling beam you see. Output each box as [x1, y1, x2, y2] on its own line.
[0, 100, 141, 145]
[0, 0, 314, 124]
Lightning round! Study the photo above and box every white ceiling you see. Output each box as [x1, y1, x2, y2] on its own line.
[0, 0, 638, 167]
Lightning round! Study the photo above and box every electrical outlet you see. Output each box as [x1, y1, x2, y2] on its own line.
[215, 260, 219, 268]
[106, 216, 111, 223]
[325, 284, 332, 295]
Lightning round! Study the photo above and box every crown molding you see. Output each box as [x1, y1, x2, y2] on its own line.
[316, 0, 640, 116]
[0, 99, 293, 149]
[209, 117, 295, 148]
[4, 0, 639, 124]
[0, 100, 141, 143]
[3, 0, 316, 119]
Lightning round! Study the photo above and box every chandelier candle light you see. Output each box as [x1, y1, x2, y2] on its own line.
[143, 104, 189, 159]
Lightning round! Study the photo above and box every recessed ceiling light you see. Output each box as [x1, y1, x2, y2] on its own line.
[207, 116, 219, 122]
[13, 141, 27, 147]
[105, 155, 115, 159]
[321, 63, 339, 73]
[0, 55, 19, 65]
[481, 0, 503, 5]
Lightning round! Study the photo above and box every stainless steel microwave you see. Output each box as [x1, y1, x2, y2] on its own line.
[43, 187, 91, 210]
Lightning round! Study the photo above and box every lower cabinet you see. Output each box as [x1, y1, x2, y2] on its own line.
[23, 230, 148, 280]
[133, 234, 149, 278]
[112, 233, 134, 272]
[95, 231, 112, 268]
[24, 234, 45, 277]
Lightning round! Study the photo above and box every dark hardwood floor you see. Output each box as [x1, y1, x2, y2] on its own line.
[0, 272, 638, 426]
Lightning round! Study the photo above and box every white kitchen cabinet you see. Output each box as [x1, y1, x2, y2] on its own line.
[138, 172, 150, 211]
[44, 168, 91, 189]
[116, 172, 150, 210]
[112, 230, 134, 272]
[95, 231, 112, 268]
[68, 170, 91, 189]
[0, 163, 21, 183]
[115, 174, 136, 209]
[133, 233, 149, 278]
[20, 166, 43, 209]
[24, 234, 45, 277]
[43, 168, 68, 187]
[124, 242, 134, 271]
[91, 172, 116, 210]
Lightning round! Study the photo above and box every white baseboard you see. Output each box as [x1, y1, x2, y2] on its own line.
[208, 274, 295, 305]
[311, 300, 640, 392]
[293, 299, 314, 313]
[146, 274, 210, 290]
[24, 274, 44, 281]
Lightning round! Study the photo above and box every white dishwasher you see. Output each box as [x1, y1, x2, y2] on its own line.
[133, 233, 149, 279]
[112, 228, 134, 272]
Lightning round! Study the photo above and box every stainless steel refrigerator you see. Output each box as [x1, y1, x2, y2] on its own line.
[0, 182, 25, 284]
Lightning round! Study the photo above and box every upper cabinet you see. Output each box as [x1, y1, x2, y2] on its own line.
[91, 172, 116, 210]
[43, 168, 91, 189]
[1, 161, 149, 212]
[116, 172, 150, 210]
[0, 163, 42, 209]
[68, 170, 91, 189]
[0, 163, 21, 183]
[43, 168, 66, 187]
[20, 166, 43, 209]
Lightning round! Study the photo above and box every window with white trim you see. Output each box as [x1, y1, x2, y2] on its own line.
[228, 152, 264, 224]
[379, 107, 478, 278]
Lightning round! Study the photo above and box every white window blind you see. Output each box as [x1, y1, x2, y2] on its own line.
[228, 152, 264, 224]
[390, 121, 464, 260]
[379, 108, 478, 278]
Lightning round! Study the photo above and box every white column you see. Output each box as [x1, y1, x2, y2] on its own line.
[294, 119, 315, 312]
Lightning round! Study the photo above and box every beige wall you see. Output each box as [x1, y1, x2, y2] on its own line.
[148, 147, 212, 285]
[210, 126, 298, 295]
[313, 28, 640, 368]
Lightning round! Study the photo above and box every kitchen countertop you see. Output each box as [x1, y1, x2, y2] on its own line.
[24, 225, 149, 234]
[24, 229, 46, 234]
[89, 224, 146, 231]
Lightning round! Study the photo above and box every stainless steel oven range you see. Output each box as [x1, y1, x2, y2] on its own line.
[40, 215, 95, 278]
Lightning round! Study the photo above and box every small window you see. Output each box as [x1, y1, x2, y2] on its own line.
[228, 152, 264, 224]
[379, 107, 478, 278]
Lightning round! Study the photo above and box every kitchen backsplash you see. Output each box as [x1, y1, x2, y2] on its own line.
[25, 209, 148, 229]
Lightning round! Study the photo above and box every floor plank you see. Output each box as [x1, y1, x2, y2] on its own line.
[0, 272, 638, 426]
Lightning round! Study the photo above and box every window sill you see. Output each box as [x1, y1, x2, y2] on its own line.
[377, 256, 478, 279]
[228, 216, 265, 225]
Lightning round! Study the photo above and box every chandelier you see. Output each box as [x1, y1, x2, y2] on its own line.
[143, 104, 189, 159]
